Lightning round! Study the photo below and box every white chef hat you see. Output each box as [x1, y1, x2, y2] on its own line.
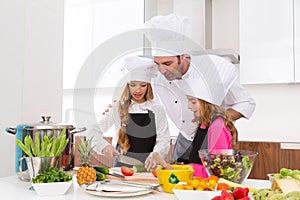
[179, 55, 238, 106]
[121, 56, 158, 83]
[144, 13, 190, 56]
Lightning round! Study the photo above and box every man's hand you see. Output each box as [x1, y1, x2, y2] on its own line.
[101, 145, 119, 158]
[102, 104, 113, 115]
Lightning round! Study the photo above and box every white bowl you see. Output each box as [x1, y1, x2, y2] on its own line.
[32, 181, 73, 196]
[173, 183, 221, 200]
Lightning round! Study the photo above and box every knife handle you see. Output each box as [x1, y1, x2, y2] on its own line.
[152, 152, 173, 170]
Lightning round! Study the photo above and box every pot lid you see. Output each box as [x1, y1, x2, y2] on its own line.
[19, 116, 75, 130]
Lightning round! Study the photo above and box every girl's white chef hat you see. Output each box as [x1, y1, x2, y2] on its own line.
[144, 13, 190, 56]
[121, 56, 158, 83]
[178, 55, 238, 106]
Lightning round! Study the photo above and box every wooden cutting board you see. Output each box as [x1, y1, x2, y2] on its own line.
[106, 167, 158, 184]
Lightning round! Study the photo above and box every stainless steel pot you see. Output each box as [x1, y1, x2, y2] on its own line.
[6, 116, 86, 181]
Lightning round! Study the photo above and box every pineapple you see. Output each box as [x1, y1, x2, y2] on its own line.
[76, 136, 97, 185]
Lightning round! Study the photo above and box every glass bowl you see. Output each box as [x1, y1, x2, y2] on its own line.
[199, 149, 258, 183]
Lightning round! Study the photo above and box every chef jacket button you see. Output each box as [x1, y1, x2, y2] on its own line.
[175, 100, 178, 103]
[169, 82, 172, 84]
[182, 120, 185, 123]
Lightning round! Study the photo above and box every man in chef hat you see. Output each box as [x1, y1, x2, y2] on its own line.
[144, 13, 256, 163]
[89, 56, 170, 170]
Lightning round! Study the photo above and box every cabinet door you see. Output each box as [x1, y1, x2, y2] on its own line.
[240, 0, 294, 84]
[295, 0, 300, 82]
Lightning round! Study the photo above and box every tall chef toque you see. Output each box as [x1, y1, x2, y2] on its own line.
[121, 56, 158, 83]
[144, 13, 190, 56]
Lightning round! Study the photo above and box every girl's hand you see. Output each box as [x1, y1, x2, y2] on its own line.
[102, 145, 119, 158]
[145, 156, 157, 171]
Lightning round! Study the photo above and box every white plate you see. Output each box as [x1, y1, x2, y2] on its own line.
[80, 182, 152, 197]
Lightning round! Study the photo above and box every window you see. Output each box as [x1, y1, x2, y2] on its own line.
[63, 0, 144, 128]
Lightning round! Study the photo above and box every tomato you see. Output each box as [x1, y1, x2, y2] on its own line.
[151, 169, 157, 178]
[121, 166, 134, 176]
[217, 183, 230, 191]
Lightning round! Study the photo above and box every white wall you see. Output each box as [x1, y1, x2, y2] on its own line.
[0, 0, 64, 177]
[212, 0, 300, 143]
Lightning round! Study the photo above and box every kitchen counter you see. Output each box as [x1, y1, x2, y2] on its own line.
[0, 175, 271, 200]
[0, 175, 176, 200]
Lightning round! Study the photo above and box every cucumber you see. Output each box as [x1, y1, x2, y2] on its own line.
[132, 165, 146, 172]
[96, 171, 106, 181]
[94, 166, 109, 175]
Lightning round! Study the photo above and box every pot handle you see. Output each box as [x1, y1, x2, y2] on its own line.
[70, 127, 86, 134]
[5, 127, 16, 135]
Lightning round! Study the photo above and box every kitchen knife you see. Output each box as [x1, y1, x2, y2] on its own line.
[116, 155, 144, 166]
[108, 171, 125, 178]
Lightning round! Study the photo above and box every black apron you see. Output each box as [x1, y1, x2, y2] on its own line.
[177, 125, 208, 164]
[114, 110, 157, 167]
[188, 126, 208, 164]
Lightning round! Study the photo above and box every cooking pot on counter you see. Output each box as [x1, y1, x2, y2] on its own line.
[6, 116, 86, 181]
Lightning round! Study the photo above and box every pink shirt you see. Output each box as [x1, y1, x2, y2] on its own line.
[188, 117, 232, 177]
[207, 117, 232, 149]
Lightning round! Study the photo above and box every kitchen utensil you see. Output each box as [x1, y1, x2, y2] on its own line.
[83, 180, 160, 193]
[108, 171, 125, 178]
[100, 179, 161, 191]
[116, 155, 144, 166]
[6, 116, 86, 181]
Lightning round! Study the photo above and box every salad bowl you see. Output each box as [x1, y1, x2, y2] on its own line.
[199, 149, 258, 183]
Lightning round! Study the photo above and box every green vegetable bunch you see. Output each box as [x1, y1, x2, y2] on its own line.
[253, 189, 300, 200]
[273, 168, 300, 181]
[32, 167, 72, 183]
[16, 128, 69, 157]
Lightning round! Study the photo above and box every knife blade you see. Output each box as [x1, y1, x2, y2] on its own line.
[108, 171, 125, 178]
[116, 155, 144, 166]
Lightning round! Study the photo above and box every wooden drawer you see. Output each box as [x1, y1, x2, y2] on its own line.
[237, 141, 300, 179]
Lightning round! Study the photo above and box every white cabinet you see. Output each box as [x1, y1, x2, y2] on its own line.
[296, 0, 300, 82]
[240, 0, 295, 84]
